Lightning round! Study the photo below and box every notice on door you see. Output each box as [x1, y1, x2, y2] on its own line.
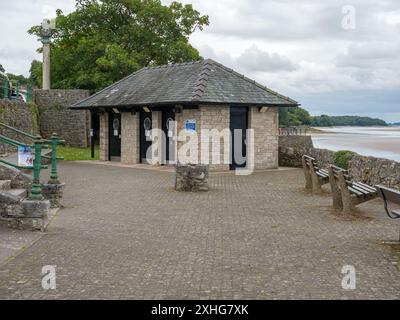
[185, 119, 196, 131]
[18, 146, 33, 167]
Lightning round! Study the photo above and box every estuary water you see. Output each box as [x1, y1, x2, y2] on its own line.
[311, 126, 400, 162]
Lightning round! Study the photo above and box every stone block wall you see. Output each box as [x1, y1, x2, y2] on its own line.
[200, 105, 230, 171]
[99, 113, 109, 161]
[278, 134, 400, 189]
[249, 106, 279, 170]
[0, 100, 35, 154]
[121, 112, 140, 165]
[34, 90, 90, 147]
[349, 156, 400, 190]
[175, 107, 203, 166]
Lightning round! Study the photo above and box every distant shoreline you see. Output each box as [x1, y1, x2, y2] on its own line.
[311, 126, 400, 162]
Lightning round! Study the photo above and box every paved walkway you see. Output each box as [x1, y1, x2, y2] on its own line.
[0, 162, 399, 299]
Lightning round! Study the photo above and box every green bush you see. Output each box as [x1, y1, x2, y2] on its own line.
[334, 150, 357, 169]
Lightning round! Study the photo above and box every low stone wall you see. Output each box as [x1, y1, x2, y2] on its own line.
[279, 135, 400, 189]
[349, 156, 400, 190]
[0, 100, 36, 154]
[34, 89, 90, 148]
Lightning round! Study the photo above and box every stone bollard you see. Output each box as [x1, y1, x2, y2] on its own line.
[42, 183, 65, 208]
[175, 163, 209, 192]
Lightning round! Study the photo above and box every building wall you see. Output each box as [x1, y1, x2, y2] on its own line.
[121, 112, 140, 165]
[99, 105, 280, 171]
[249, 106, 279, 170]
[34, 89, 90, 148]
[199, 105, 230, 171]
[99, 113, 109, 161]
[175, 107, 202, 165]
[0, 100, 35, 154]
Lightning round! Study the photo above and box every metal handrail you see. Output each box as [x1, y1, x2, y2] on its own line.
[0, 134, 31, 148]
[0, 122, 36, 139]
[0, 125, 64, 198]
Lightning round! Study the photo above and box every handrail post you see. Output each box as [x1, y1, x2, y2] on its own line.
[16, 81, 20, 101]
[49, 133, 60, 184]
[29, 136, 43, 200]
[4, 79, 8, 99]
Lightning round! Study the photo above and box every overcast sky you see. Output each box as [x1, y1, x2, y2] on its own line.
[0, 0, 399, 121]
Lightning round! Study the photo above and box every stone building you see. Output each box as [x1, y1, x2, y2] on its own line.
[71, 59, 298, 171]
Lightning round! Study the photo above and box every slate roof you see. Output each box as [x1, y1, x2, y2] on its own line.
[71, 59, 298, 109]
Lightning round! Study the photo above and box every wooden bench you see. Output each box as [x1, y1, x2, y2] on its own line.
[376, 185, 400, 243]
[302, 155, 329, 194]
[328, 164, 378, 213]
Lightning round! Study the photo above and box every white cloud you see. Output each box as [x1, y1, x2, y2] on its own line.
[0, 0, 399, 120]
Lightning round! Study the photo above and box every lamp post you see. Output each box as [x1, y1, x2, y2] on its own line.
[39, 19, 56, 90]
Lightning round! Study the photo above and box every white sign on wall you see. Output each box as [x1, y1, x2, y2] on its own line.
[18, 146, 34, 167]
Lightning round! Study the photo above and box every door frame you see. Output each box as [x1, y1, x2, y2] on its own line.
[229, 106, 248, 170]
[108, 111, 121, 161]
[140, 111, 153, 164]
[161, 108, 176, 164]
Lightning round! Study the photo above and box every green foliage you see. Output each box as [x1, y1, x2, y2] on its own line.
[0, 63, 5, 73]
[311, 114, 334, 127]
[334, 150, 357, 169]
[280, 108, 389, 128]
[58, 145, 99, 161]
[29, 60, 42, 88]
[28, 102, 40, 134]
[312, 115, 387, 127]
[279, 106, 312, 127]
[28, 0, 209, 92]
[6, 73, 30, 86]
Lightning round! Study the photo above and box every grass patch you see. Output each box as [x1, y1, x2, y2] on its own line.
[334, 150, 357, 169]
[57, 145, 99, 161]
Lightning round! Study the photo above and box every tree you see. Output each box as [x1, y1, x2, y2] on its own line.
[29, 60, 43, 88]
[28, 0, 209, 92]
[0, 63, 4, 73]
[279, 106, 312, 127]
[6, 73, 30, 85]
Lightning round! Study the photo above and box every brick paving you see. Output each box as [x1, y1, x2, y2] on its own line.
[0, 162, 399, 299]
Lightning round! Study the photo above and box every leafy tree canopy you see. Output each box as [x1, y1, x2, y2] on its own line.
[28, 0, 209, 92]
[279, 107, 388, 127]
[0, 64, 4, 73]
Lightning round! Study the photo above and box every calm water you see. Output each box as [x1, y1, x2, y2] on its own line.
[312, 126, 400, 162]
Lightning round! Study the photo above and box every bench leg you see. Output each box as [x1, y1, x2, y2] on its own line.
[337, 172, 355, 214]
[302, 157, 312, 191]
[328, 166, 342, 210]
[310, 167, 323, 194]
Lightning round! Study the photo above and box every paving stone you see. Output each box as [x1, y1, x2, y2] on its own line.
[0, 162, 399, 299]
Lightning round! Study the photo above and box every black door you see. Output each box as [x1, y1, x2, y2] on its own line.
[140, 111, 152, 163]
[108, 112, 121, 161]
[162, 109, 176, 164]
[230, 106, 248, 169]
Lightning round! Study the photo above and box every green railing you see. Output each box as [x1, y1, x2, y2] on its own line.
[1, 79, 33, 103]
[0, 122, 64, 200]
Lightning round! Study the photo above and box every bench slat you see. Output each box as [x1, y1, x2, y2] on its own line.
[347, 186, 364, 197]
[353, 182, 376, 194]
[316, 171, 328, 179]
[356, 182, 377, 193]
[351, 184, 374, 196]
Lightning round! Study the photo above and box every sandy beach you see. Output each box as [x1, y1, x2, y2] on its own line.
[311, 126, 400, 161]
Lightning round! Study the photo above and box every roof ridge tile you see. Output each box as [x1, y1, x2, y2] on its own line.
[192, 60, 213, 101]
